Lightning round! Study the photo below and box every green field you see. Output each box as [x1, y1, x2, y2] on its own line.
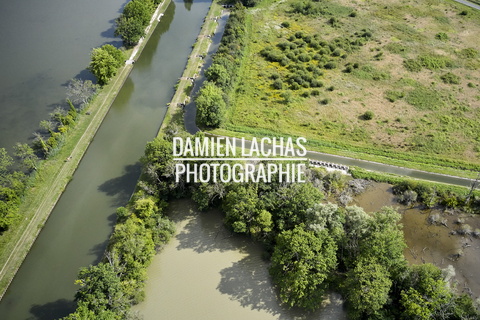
[210, 0, 480, 178]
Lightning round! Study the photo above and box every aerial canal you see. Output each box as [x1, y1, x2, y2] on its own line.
[0, 1, 212, 318]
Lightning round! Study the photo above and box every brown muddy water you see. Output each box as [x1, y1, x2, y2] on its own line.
[354, 182, 480, 301]
[134, 199, 347, 320]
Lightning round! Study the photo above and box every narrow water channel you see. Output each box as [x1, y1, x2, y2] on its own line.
[0, 1, 212, 319]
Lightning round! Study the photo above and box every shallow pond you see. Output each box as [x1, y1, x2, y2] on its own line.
[354, 182, 480, 300]
[134, 199, 347, 320]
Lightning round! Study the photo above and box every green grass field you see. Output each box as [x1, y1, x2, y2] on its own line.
[211, 0, 480, 178]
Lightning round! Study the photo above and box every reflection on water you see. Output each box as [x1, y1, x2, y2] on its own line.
[135, 199, 347, 320]
[354, 182, 480, 301]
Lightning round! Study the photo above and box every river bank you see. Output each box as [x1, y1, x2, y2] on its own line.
[158, 1, 225, 137]
[0, 0, 172, 300]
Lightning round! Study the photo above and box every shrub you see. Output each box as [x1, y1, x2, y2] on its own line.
[440, 72, 460, 84]
[324, 62, 337, 69]
[385, 90, 405, 102]
[301, 91, 310, 98]
[419, 54, 453, 70]
[403, 59, 423, 72]
[435, 32, 449, 41]
[310, 79, 324, 88]
[362, 110, 374, 120]
[281, 21, 290, 28]
[320, 98, 330, 105]
[459, 48, 479, 59]
[273, 79, 283, 89]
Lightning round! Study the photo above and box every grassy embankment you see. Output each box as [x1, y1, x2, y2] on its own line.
[0, 0, 172, 300]
[208, 0, 480, 179]
[158, 1, 224, 137]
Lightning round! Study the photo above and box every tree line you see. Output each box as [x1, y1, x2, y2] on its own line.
[0, 78, 99, 232]
[89, 0, 163, 86]
[134, 133, 479, 319]
[195, 3, 247, 128]
[59, 129, 479, 319]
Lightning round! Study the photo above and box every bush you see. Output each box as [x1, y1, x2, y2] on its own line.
[385, 90, 405, 102]
[281, 21, 290, 28]
[435, 32, 449, 41]
[403, 59, 423, 72]
[362, 110, 374, 120]
[320, 98, 330, 105]
[459, 48, 479, 58]
[324, 62, 337, 69]
[419, 54, 453, 70]
[273, 79, 283, 89]
[440, 72, 460, 84]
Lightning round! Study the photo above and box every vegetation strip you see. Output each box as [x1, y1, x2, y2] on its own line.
[158, 2, 225, 137]
[61, 1, 225, 318]
[0, 0, 171, 300]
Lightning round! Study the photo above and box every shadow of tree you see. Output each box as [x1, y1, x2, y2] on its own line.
[217, 254, 347, 320]
[97, 162, 142, 208]
[29, 298, 76, 320]
[171, 200, 251, 254]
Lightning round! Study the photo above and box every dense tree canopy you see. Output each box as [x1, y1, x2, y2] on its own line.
[88, 45, 125, 85]
[114, 0, 156, 48]
[346, 260, 392, 319]
[222, 184, 272, 237]
[195, 82, 226, 128]
[270, 227, 337, 310]
[115, 16, 146, 48]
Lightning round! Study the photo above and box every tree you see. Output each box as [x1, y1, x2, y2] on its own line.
[122, 0, 154, 26]
[66, 79, 98, 109]
[270, 227, 337, 310]
[341, 205, 371, 266]
[14, 143, 37, 171]
[61, 301, 119, 320]
[345, 260, 392, 319]
[101, 44, 125, 68]
[195, 82, 226, 127]
[88, 45, 125, 85]
[74, 263, 128, 314]
[222, 184, 272, 237]
[0, 148, 13, 177]
[267, 182, 323, 231]
[305, 202, 345, 241]
[399, 264, 455, 320]
[358, 207, 406, 272]
[205, 63, 230, 88]
[115, 16, 145, 48]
